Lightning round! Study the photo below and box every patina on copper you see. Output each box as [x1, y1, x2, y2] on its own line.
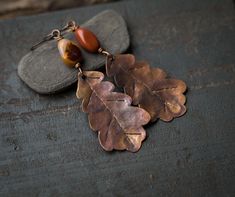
[76, 71, 151, 152]
[106, 54, 187, 122]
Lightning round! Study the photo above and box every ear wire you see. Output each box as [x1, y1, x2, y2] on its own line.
[30, 29, 62, 51]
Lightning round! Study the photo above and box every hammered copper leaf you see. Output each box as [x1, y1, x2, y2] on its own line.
[76, 71, 151, 152]
[76, 71, 104, 112]
[106, 54, 187, 122]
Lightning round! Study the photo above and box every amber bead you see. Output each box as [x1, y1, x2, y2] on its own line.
[57, 39, 83, 67]
[75, 27, 100, 53]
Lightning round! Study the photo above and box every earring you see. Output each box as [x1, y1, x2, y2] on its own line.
[61, 21, 187, 123]
[31, 29, 83, 68]
[31, 29, 151, 153]
[60, 20, 113, 58]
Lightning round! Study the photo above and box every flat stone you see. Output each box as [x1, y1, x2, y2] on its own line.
[18, 10, 130, 94]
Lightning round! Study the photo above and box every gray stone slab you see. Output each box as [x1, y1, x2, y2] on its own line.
[18, 10, 129, 94]
[0, 0, 235, 196]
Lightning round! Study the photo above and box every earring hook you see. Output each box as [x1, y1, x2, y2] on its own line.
[30, 29, 62, 51]
[60, 20, 77, 32]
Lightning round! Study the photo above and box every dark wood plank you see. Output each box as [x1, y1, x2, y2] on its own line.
[0, 0, 116, 19]
[0, 0, 235, 196]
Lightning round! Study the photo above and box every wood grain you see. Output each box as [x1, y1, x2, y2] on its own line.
[0, 0, 116, 19]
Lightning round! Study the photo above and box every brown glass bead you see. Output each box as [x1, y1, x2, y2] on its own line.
[75, 27, 100, 53]
[57, 39, 83, 67]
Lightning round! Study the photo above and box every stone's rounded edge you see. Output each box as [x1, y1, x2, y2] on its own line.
[18, 49, 79, 94]
[82, 9, 130, 53]
[104, 10, 130, 53]
[17, 9, 130, 94]
[80, 10, 130, 72]
[18, 57, 76, 94]
[18, 39, 80, 94]
[17, 52, 47, 94]
[18, 68, 79, 95]
[119, 14, 130, 53]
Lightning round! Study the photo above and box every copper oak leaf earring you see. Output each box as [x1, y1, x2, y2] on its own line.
[61, 21, 187, 123]
[31, 29, 151, 153]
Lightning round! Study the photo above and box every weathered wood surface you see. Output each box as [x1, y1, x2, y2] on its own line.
[0, 0, 117, 19]
[0, 0, 235, 196]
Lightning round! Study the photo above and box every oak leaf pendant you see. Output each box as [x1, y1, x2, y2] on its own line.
[106, 54, 187, 122]
[76, 71, 151, 152]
